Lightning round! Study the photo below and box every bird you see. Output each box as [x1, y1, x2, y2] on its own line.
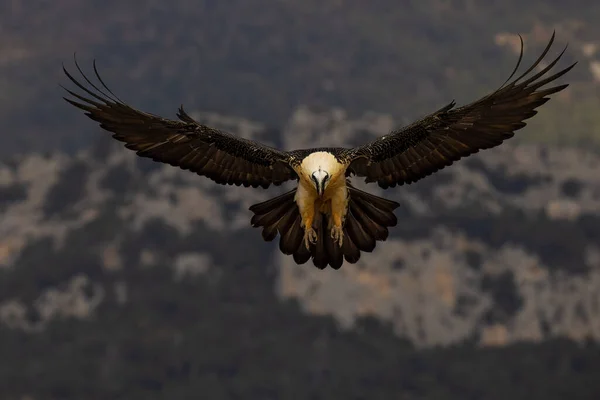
[61, 32, 575, 270]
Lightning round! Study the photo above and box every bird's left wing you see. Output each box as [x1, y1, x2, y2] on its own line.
[346, 32, 576, 189]
[62, 59, 296, 189]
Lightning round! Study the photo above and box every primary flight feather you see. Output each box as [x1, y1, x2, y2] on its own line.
[62, 32, 576, 269]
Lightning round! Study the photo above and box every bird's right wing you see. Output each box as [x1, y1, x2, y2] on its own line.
[62, 59, 296, 188]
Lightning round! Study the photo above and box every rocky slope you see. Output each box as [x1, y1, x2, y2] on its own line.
[2, 107, 600, 349]
[2, 107, 600, 398]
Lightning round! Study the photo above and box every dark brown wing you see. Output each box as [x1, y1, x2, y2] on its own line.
[61, 58, 296, 188]
[346, 31, 576, 189]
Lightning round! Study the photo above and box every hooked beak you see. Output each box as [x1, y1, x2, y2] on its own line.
[311, 170, 329, 197]
[316, 184, 324, 197]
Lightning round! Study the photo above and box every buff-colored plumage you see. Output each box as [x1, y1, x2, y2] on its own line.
[293, 152, 349, 248]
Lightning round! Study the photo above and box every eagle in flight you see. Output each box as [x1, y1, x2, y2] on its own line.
[62, 32, 575, 270]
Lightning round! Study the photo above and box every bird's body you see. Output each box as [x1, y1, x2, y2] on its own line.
[293, 151, 349, 248]
[61, 32, 576, 269]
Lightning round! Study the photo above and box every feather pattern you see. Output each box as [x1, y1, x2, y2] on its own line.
[61, 57, 296, 189]
[248, 185, 400, 269]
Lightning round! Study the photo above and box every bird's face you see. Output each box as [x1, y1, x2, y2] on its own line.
[311, 168, 330, 197]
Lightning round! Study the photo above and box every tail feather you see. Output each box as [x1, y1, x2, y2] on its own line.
[351, 195, 398, 227]
[250, 202, 291, 228]
[324, 222, 344, 270]
[249, 190, 295, 215]
[262, 224, 279, 241]
[275, 201, 301, 254]
[307, 213, 345, 270]
[344, 210, 376, 252]
[349, 187, 399, 212]
[348, 200, 389, 241]
[341, 232, 361, 264]
[293, 240, 312, 265]
[276, 205, 299, 234]
[279, 212, 303, 255]
[249, 184, 400, 269]
[311, 213, 328, 268]
[250, 189, 296, 229]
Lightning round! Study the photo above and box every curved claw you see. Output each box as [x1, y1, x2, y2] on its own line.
[330, 225, 344, 247]
[304, 227, 318, 249]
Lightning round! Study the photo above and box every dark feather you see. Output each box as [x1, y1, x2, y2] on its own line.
[279, 213, 303, 255]
[341, 232, 361, 264]
[249, 190, 296, 215]
[262, 224, 279, 242]
[250, 191, 296, 228]
[347, 185, 400, 211]
[293, 239, 312, 265]
[351, 195, 398, 227]
[348, 201, 389, 241]
[249, 185, 400, 269]
[311, 213, 328, 269]
[344, 210, 376, 252]
[325, 228, 345, 270]
[62, 55, 297, 188]
[249, 189, 297, 242]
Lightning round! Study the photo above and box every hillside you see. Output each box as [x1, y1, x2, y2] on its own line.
[2, 0, 600, 157]
[3, 1, 600, 397]
[1, 108, 600, 398]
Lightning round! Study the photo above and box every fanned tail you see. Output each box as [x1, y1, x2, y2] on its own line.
[249, 184, 400, 269]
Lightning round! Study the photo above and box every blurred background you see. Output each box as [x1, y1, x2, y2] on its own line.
[2, 0, 600, 398]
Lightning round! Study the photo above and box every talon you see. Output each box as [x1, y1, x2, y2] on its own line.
[304, 227, 318, 249]
[330, 226, 344, 247]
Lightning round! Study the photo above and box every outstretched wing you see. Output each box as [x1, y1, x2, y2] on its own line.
[346, 31, 576, 189]
[62, 58, 296, 189]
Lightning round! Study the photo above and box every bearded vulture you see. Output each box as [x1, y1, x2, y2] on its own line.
[61, 32, 575, 269]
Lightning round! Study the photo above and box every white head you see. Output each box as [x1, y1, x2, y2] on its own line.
[300, 151, 342, 197]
